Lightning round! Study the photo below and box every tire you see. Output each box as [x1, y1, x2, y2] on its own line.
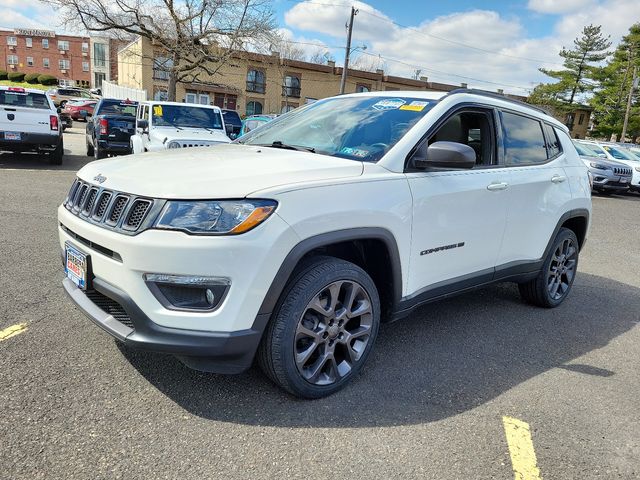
[86, 139, 94, 157]
[518, 227, 579, 308]
[94, 140, 107, 159]
[48, 139, 63, 165]
[258, 256, 381, 399]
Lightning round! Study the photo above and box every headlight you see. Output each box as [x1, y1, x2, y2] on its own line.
[589, 162, 609, 170]
[154, 200, 277, 234]
[167, 141, 182, 149]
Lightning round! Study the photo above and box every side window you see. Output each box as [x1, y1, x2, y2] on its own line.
[542, 123, 562, 158]
[501, 111, 548, 165]
[427, 110, 496, 166]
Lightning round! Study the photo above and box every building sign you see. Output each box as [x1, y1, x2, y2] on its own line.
[14, 28, 56, 38]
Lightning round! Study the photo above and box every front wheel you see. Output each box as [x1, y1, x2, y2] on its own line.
[258, 256, 380, 399]
[518, 227, 579, 308]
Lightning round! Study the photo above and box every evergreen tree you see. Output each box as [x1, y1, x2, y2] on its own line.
[590, 24, 640, 140]
[529, 25, 611, 107]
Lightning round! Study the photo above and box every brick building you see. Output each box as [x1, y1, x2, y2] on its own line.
[0, 27, 91, 87]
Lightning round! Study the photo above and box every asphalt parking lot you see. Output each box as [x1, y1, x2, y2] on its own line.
[1, 124, 639, 479]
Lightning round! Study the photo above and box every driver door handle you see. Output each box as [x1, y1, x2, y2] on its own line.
[487, 182, 509, 191]
[551, 175, 567, 183]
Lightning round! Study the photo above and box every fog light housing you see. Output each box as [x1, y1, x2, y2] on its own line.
[144, 274, 230, 312]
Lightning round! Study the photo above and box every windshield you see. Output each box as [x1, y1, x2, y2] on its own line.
[239, 96, 438, 162]
[0, 90, 50, 109]
[602, 144, 640, 161]
[98, 100, 137, 116]
[574, 142, 607, 157]
[152, 104, 223, 129]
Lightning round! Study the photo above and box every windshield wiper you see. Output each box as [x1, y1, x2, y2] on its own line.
[257, 141, 315, 153]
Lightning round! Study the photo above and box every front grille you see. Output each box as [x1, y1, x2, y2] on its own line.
[85, 290, 134, 329]
[64, 178, 157, 235]
[614, 167, 632, 176]
[124, 200, 152, 230]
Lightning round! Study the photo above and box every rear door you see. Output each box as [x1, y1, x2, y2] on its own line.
[496, 111, 572, 267]
[0, 89, 53, 135]
[405, 106, 509, 296]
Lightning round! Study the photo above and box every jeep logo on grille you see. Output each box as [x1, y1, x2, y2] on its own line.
[93, 174, 107, 184]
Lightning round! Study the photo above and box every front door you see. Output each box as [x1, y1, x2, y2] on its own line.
[406, 107, 509, 297]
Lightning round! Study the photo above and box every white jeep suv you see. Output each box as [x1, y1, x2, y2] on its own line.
[59, 90, 591, 398]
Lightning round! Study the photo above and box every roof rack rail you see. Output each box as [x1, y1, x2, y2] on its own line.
[446, 88, 550, 115]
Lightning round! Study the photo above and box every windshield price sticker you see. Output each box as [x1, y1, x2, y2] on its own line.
[340, 147, 369, 157]
[372, 98, 406, 110]
[400, 101, 430, 112]
[153, 105, 163, 116]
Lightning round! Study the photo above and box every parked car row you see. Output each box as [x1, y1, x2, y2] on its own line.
[573, 139, 640, 194]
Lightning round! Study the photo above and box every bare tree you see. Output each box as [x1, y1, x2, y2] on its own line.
[48, 0, 276, 100]
[275, 39, 306, 62]
[350, 53, 383, 73]
[308, 47, 334, 65]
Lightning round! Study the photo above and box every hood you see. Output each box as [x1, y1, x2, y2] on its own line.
[149, 127, 230, 144]
[77, 144, 364, 198]
[579, 155, 629, 168]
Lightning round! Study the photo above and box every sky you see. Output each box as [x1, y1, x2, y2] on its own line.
[1, 0, 639, 94]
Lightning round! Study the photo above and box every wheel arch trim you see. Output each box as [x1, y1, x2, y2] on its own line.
[257, 227, 403, 316]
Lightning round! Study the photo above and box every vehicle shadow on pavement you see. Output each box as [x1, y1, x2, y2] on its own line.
[117, 273, 640, 427]
[0, 152, 92, 172]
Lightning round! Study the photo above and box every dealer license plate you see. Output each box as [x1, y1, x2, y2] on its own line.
[4, 132, 21, 141]
[65, 242, 88, 290]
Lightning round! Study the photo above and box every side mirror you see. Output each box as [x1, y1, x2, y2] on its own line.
[412, 141, 476, 170]
[137, 119, 148, 132]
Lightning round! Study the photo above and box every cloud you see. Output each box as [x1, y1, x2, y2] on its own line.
[284, 0, 639, 95]
[527, 0, 596, 14]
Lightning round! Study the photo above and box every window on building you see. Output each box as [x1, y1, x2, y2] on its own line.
[501, 111, 548, 165]
[7, 55, 18, 65]
[7, 36, 17, 46]
[282, 75, 301, 98]
[94, 72, 106, 89]
[185, 92, 198, 104]
[42, 39, 49, 49]
[154, 89, 169, 101]
[82, 42, 89, 52]
[246, 69, 266, 93]
[356, 84, 371, 93]
[58, 40, 70, 51]
[82, 61, 89, 72]
[43, 58, 50, 68]
[246, 101, 263, 116]
[59, 59, 71, 70]
[153, 56, 172, 80]
[578, 113, 585, 125]
[281, 102, 298, 113]
[25, 38, 32, 48]
[93, 43, 106, 67]
[26, 57, 34, 67]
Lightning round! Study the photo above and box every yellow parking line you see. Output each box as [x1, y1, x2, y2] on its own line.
[503, 416, 542, 480]
[0, 323, 28, 341]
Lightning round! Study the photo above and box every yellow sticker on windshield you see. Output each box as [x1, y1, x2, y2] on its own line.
[153, 105, 163, 116]
[399, 101, 429, 112]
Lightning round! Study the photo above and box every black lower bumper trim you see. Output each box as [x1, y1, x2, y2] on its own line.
[62, 277, 268, 374]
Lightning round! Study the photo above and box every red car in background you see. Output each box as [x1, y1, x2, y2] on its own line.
[62, 100, 97, 121]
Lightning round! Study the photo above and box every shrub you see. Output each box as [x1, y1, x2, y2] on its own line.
[37, 74, 58, 86]
[0, 70, 7, 80]
[7, 72, 26, 82]
[24, 73, 42, 84]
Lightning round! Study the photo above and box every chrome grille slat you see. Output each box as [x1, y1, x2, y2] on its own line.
[63, 178, 154, 235]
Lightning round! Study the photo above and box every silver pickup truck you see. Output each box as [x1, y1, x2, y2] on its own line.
[0, 86, 63, 165]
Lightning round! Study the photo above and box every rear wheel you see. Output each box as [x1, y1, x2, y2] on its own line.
[86, 138, 94, 156]
[94, 140, 107, 159]
[519, 227, 579, 308]
[258, 256, 380, 399]
[48, 139, 63, 165]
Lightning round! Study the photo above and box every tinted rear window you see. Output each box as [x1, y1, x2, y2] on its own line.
[0, 91, 50, 109]
[501, 112, 548, 165]
[97, 100, 138, 116]
[222, 110, 242, 125]
[542, 123, 562, 158]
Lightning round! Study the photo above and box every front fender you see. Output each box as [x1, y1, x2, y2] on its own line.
[130, 134, 144, 154]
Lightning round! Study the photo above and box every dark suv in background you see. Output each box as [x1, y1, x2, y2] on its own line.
[221, 109, 242, 139]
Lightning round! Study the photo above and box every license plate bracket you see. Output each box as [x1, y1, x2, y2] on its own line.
[65, 242, 90, 290]
[4, 132, 21, 141]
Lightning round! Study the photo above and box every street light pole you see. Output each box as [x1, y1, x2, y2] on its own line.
[339, 6, 358, 95]
[621, 65, 637, 142]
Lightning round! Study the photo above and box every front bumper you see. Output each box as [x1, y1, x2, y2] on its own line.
[63, 277, 269, 373]
[589, 168, 631, 191]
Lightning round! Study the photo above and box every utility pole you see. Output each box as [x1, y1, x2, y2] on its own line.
[621, 65, 638, 142]
[339, 6, 358, 95]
